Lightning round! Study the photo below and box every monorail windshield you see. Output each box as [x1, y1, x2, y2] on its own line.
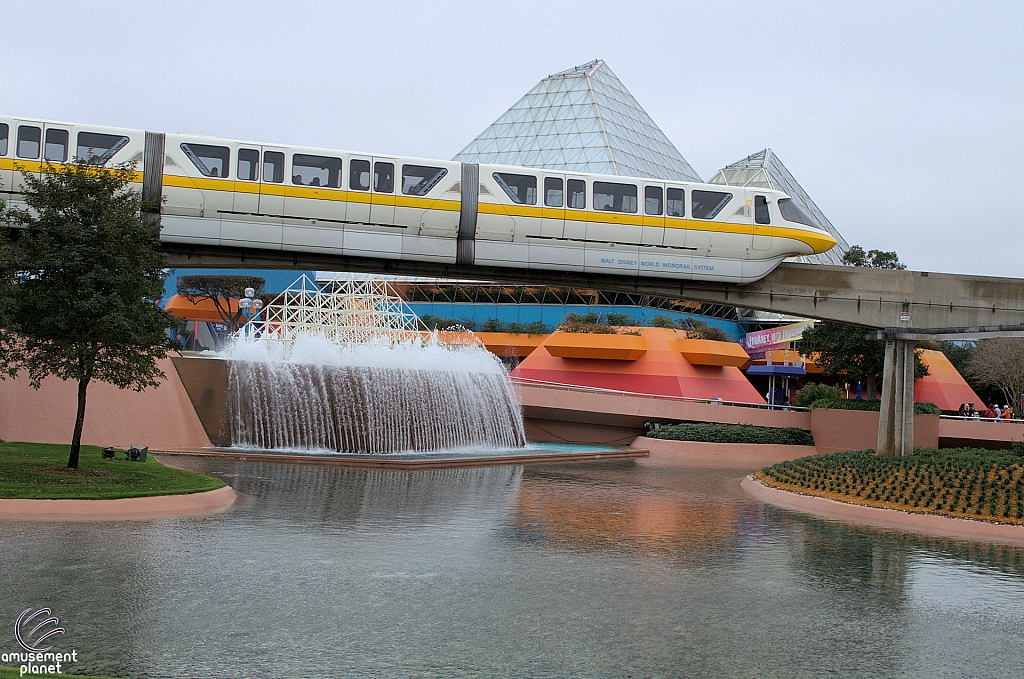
[778, 198, 816, 227]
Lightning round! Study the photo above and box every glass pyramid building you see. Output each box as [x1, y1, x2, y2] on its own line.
[708, 149, 850, 265]
[455, 60, 702, 182]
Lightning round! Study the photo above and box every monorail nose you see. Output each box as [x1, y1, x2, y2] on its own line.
[808, 230, 838, 254]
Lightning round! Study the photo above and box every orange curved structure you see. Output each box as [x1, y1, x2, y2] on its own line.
[915, 349, 985, 411]
[163, 294, 237, 323]
[511, 326, 763, 402]
[676, 339, 750, 367]
[543, 332, 648, 360]
[474, 332, 549, 357]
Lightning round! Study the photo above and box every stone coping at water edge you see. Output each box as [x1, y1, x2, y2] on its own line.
[152, 446, 649, 469]
[742, 475, 1024, 547]
[0, 486, 237, 521]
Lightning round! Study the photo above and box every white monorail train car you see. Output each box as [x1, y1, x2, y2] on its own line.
[0, 116, 836, 284]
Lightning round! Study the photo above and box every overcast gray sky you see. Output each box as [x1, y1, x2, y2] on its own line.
[5, 1, 1021, 277]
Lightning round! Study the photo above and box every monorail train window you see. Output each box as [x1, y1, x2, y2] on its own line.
[263, 151, 284, 183]
[403, 165, 448, 196]
[237, 149, 259, 181]
[77, 132, 129, 164]
[544, 177, 563, 207]
[754, 195, 770, 225]
[778, 198, 816, 227]
[0, 124, 8, 156]
[567, 179, 586, 209]
[181, 143, 230, 178]
[666, 188, 684, 217]
[44, 129, 69, 162]
[691, 190, 733, 219]
[350, 159, 370, 190]
[645, 186, 663, 216]
[374, 162, 394, 193]
[17, 126, 41, 159]
[492, 172, 536, 204]
[292, 154, 341, 188]
[593, 182, 638, 213]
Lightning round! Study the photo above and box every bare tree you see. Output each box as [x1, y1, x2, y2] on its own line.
[177, 274, 265, 334]
[965, 338, 1024, 409]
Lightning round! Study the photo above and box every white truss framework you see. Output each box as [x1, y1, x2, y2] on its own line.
[241, 274, 422, 346]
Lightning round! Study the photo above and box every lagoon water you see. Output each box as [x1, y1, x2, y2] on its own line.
[3, 454, 1024, 678]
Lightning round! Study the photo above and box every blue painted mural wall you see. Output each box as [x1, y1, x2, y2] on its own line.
[406, 303, 743, 341]
[163, 269, 317, 299]
[163, 270, 743, 341]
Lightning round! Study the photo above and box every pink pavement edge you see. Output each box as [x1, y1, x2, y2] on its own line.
[0, 485, 236, 521]
[741, 475, 1024, 547]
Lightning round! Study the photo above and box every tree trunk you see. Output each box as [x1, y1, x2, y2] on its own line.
[68, 375, 91, 469]
[866, 374, 877, 401]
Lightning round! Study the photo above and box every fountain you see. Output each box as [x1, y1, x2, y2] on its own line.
[221, 275, 526, 454]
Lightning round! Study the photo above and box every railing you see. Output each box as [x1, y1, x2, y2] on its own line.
[940, 414, 1024, 424]
[509, 376, 811, 413]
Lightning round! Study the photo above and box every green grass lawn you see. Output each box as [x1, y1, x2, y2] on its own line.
[0, 441, 225, 500]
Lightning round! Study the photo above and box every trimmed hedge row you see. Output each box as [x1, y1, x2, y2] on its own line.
[808, 398, 942, 415]
[647, 422, 814, 446]
[758, 446, 1024, 522]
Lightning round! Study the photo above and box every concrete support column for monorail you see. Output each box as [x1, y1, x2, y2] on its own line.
[877, 339, 916, 457]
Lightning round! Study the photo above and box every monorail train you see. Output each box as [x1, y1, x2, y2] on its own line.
[0, 115, 836, 284]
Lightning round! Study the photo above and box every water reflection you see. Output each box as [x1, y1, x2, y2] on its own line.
[212, 458, 522, 529]
[1, 455, 1023, 678]
[507, 461, 747, 564]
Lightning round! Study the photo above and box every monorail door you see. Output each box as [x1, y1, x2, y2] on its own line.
[369, 157, 396, 227]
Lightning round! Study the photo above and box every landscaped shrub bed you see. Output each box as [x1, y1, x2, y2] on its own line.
[757, 447, 1024, 523]
[647, 422, 814, 446]
[809, 398, 942, 415]
[792, 383, 941, 414]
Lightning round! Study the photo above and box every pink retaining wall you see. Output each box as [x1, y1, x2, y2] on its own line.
[517, 384, 811, 431]
[635, 437, 814, 468]
[0, 358, 212, 450]
[810, 410, 940, 453]
[938, 417, 1024, 448]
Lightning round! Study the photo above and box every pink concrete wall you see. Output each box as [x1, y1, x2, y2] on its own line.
[0, 358, 211, 450]
[517, 384, 812, 431]
[939, 418, 1024, 447]
[634, 437, 814, 468]
[809, 409, 939, 453]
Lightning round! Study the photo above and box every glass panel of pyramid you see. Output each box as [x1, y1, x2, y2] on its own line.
[708, 149, 850, 265]
[455, 60, 701, 182]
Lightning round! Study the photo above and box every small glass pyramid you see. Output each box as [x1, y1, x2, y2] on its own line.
[708, 149, 850, 265]
[455, 60, 702, 182]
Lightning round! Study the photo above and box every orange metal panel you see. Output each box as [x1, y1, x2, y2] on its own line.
[676, 339, 750, 367]
[543, 332, 647, 361]
[915, 349, 985, 410]
[474, 332, 550, 357]
[164, 294, 237, 323]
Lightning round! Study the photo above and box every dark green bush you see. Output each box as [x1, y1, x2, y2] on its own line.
[791, 382, 941, 414]
[558, 312, 619, 334]
[808, 398, 941, 415]
[647, 422, 814, 446]
[793, 383, 843, 408]
[421, 315, 476, 331]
